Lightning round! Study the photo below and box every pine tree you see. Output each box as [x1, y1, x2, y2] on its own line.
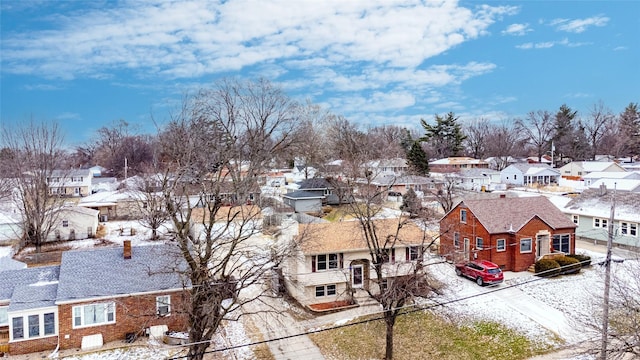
[406, 140, 429, 175]
[420, 112, 466, 158]
[400, 187, 421, 217]
[619, 102, 640, 158]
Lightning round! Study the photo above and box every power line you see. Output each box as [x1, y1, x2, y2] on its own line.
[165, 259, 596, 360]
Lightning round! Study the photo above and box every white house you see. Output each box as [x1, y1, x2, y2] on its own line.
[559, 161, 626, 178]
[49, 206, 100, 241]
[582, 171, 640, 187]
[283, 218, 429, 310]
[47, 169, 93, 197]
[0, 213, 22, 244]
[455, 168, 502, 191]
[500, 164, 560, 186]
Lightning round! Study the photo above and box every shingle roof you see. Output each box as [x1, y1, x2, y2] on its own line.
[8, 283, 58, 311]
[297, 178, 332, 190]
[0, 265, 60, 307]
[460, 196, 576, 234]
[282, 190, 325, 199]
[298, 218, 429, 254]
[56, 245, 189, 303]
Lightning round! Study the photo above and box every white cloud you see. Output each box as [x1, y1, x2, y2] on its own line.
[1, 0, 516, 80]
[23, 83, 64, 91]
[502, 23, 532, 36]
[550, 15, 609, 33]
[516, 38, 589, 50]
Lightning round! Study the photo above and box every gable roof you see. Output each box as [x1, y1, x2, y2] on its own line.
[455, 196, 576, 234]
[282, 190, 325, 200]
[565, 188, 640, 222]
[297, 178, 332, 190]
[56, 245, 188, 303]
[588, 178, 640, 192]
[504, 163, 554, 174]
[298, 218, 428, 254]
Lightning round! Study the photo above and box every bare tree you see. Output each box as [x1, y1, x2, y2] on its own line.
[289, 101, 332, 178]
[1, 120, 67, 252]
[584, 101, 615, 160]
[366, 125, 410, 159]
[434, 174, 458, 213]
[128, 172, 169, 240]
[158, 78, 300, 360]
[464, 118, 490, 159]
[515, 110, 555, 162]
[334, 162, 443, 360]
[484, 121, 525, 170]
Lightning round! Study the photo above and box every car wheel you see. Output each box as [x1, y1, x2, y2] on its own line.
[455, 268, 462, 276]
[476, 277, 484, 286]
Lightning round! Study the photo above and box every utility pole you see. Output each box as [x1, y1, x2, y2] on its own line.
[124, 157, 128, 180]
[600, 183, 616, 360]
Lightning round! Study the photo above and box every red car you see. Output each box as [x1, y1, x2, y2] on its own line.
[455, 260, 504, 286]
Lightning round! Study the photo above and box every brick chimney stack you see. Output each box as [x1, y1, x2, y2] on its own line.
[123, 240, 132, 259]
[499, 194, 506, 198]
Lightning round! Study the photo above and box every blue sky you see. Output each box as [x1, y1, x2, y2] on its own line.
[1, 0, 638, 146]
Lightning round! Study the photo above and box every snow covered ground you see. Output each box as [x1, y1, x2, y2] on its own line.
[2, 218, 638, 359]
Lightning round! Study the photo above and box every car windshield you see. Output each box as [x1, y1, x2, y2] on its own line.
[487, 268, 501, 274]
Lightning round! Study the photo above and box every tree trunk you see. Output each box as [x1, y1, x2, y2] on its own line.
[385, 314, 395, 360]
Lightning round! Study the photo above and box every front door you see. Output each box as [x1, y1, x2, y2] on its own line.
[536, 234, 549, 257]
[352, 265, 364, 288]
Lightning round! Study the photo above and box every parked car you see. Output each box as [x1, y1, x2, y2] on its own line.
[455, 260, 504, 286]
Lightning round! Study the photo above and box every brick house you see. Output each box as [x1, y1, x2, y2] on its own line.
[1, 242, 190, 355]
[439, 195, 577, 272]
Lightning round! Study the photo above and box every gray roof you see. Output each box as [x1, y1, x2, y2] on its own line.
[457, 196, 576, 234]
[0, 265, 60, 304]
[371, 175, 435, 186]
[297, 178, 332, 190]
[283, 190, 324, 200]
[8, 283, 58, 311]
[56, 245, 189, 302]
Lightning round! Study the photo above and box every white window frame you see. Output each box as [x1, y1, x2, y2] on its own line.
[454, 232, 460, 248]
[496, 239, 506, 252]
[72, 302, 115, 329]
[9, 310, 57, 342]
[621, 222, 628, 235]
[460, 209, 467, 223]
[572, 215, 579, 225]
[156, 295, 171, 317]
[407, 246, 420, 261]
[476, 237, 483, 250]
[631, 223, 638, 237]
[520, 238, 532, 253]
[315, 284, 337, 297]
[62, 220, 69, 227]
[0, 306, 7, 326]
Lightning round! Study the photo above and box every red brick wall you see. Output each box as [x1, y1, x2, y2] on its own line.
[440, 205, 577, 272]
[57, 290, 189, 351]
[8, 335, 58, 355]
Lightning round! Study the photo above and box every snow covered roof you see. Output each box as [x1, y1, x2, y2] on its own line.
[0, 265, 59, 307]
[564, 188, 640, 221]
[582, 171, 638, 180]
[588, 179, 640, 192]
[505, 163, 555, 174]
[430, 157, 487, 165]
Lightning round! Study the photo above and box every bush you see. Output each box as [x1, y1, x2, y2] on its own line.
[535, 259, 561, 277]
[555, 256, 581, 274]
[566, 253, 591, 267]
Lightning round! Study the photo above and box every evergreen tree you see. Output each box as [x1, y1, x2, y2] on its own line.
[400, 187, 421, 217]
[420, 112, 467, 158]
[406, 140, 429, 175]
[619, 102, 640, 158]
[552, 104, 578, 163]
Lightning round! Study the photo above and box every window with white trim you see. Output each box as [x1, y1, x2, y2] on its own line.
[620, 222, 639, 237]
[553, 234, 571, 253]
[315, 284, 336, 297]
[496, 239, 506, 252]
[454, 232, 460, 248]
[460, 209, 467, 223]
[406, 246, 421, 261]
[156, 295, 171, 317]
[593, 218, 608, 228]
[520, 238, 532, 253]
[572, 215, 579, 225]
[73, 302, 115, 328]
[62, 220, 69, 227]
[312, 253, 343, 272]
[10, 312, 56, 341]
[476, 237, 483, 250]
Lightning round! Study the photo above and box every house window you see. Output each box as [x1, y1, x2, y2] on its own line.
[44, 313, 55, 335]
[496, 239, 506, 252]
[621, 222, 639, 237]
[454, 232, 460, 248]
[12, 317, 23, 340]
[0, 306, 7, 326]
[572, 215, 579, 225]
[28, 315, 39, 337]
[62, 220, 69, 227]
[631, 223, 638, 237]
[553, 234, 571, 253]
[520, 238, 532, 253]
[514, 174, 517, 180]
[73, 302, 115, 328]
[460, 209, 467, 223]
[315, 284, 336, 297]
[312, 253, 343, 272]
[156, 295, 171, 317]
[380, 248, 396, 263]
[621, 222, 628, 235]
[476, 237, 483, 250]
[406, 246, 420, 261]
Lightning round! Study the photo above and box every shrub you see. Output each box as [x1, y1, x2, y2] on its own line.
[535, 259, 561, 277]
[555, 256, 581, 274]
[566, 253, 591, 267]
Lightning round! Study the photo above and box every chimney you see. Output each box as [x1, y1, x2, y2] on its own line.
[123, 240, 132, 259]
[499, 194, 506, 198]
